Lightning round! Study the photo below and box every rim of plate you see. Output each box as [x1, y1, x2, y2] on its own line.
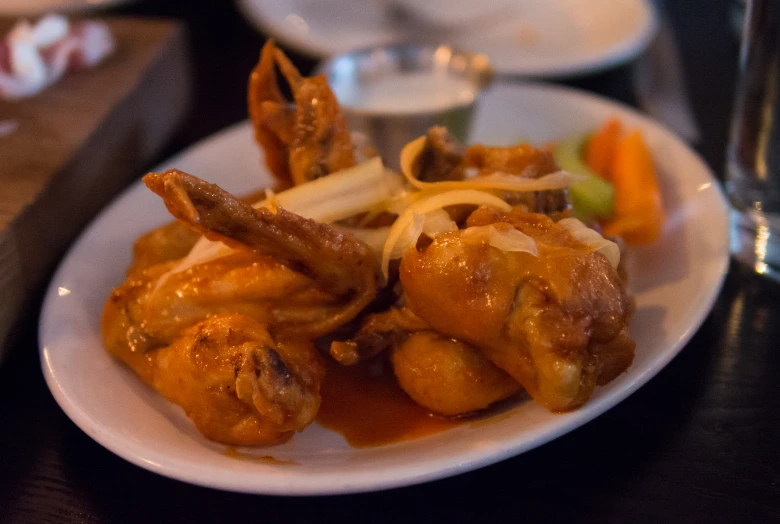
[235, 0, 658, 78]
[39, 81, 730, 495]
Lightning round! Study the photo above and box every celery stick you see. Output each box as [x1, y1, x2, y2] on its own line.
[553, 133, 615, 219]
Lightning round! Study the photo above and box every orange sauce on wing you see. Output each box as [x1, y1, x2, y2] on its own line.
[316, 357, 462, 447]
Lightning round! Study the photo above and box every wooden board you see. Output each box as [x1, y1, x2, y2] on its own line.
[0, 17, 190, 355]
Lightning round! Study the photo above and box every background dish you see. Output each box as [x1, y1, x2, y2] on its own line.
[236, 0, 658, 77]
[0, 0, 136, 16]
[39, 82, 729, 495]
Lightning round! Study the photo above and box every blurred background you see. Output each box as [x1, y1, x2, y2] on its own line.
[0, 0, 740, 171]
[134, 0, 738, 172]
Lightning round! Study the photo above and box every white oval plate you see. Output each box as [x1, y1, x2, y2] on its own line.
[40, 82, 729, 495]
[236, 0, 658, 78]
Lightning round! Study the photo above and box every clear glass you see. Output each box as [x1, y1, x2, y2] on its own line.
[728, 0, 780, 281]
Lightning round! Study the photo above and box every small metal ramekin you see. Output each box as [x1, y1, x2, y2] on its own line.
[317, 43, 493, 169]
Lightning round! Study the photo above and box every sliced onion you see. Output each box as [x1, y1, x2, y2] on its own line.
[400, 135, 578, 192]
[147, 236, 232, 299]
[335, 225, 392, 260]
[158, 157, 403, 286]
[558, 217, 620, 269]
[421, 208, 458, 238]
[253, 156, 403, 223]
[461, 224, 538, 256]
[388, 213, 425, 264]
[381, 189, 511, 278]
[379, 209, 457, 275]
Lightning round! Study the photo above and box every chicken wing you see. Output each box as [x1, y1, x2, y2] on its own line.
[127, 188, 270, 277]
[392, 331, 522, 416]
[399, 205, 634, 411]
[248, 40, 355, 187]
[126, 220, 200, 276]
[329, 307, 429, 365]
[143, 169, 380, 337]
[104, 250, 340, 352]
[329, 306, 520, 416]
[139, 314, 322, 445]
[103, 171, 381, 445]
[411, 126, 467, 182]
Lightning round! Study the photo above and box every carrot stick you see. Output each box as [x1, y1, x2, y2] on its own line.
[601, 131, 664, 244]
[585, 118, 622, 180]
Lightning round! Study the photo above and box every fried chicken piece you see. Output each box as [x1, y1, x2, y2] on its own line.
[392, 331, 522, 416]
[127, 221, 200, 276]
[101, 254, 343, 447]
[103, 171, 382, 445]
[248, 40, 293, 186]
[466, 143, 570, 215]
[329, 306, 521, 415]
[248, 40, 355, 188]
[329, 307, 429, 365]
[127, 188, 271, 277]
[124, 314, 322, 445]
[143, 169, 380, 337]
[106, 170, 379, 353]
[399, 205, 634, 411]
[412, 126, 467, 182]
[407, 131, 569, 214]
[465, 143, 558, 177]
[104, 250, 340, 353]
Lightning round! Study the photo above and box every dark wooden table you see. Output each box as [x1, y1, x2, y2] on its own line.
[2, 1, 779, 522]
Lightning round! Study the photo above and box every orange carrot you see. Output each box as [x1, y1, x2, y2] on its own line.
[585, 118, 622, 180]
[601, 130, 664, 244]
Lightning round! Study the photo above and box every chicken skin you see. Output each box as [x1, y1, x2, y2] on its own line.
[103, 170, 380, 445]
[142, 170, 380, 337]
[145, 314, 322, 445]
[248, 40, 355, 188]
[392, 331, 522, 416]
[400, 205, 635, 411]
[408, 128, 570, 215]
[330, 307, 522, 416]
[127, 220, 200, 276]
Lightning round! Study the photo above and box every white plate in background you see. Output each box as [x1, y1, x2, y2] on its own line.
[0, 0, 136, 17]
[237, 0, 658, 77]
[40, 82, 728, 495]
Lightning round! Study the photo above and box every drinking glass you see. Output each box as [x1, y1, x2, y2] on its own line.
[728, 0, 780, 281]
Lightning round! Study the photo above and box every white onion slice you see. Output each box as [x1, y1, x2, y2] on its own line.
[381, 189, 511, 278]
[251, 156, 402, 223]
[461, 224, 539, 256]
[421, 208, 458, 238]
[388, 213, 425, 264]
[558, 217, 620, 269]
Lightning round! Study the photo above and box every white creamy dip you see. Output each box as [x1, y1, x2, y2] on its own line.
[339, 72, 476, 114]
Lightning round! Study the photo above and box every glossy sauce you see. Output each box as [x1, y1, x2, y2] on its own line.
[316, 357, 462, 447]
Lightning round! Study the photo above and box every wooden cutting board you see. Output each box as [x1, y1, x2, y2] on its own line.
[0, 17, 190, 355]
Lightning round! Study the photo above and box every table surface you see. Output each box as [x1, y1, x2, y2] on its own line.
[2, 1, 779, 523]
